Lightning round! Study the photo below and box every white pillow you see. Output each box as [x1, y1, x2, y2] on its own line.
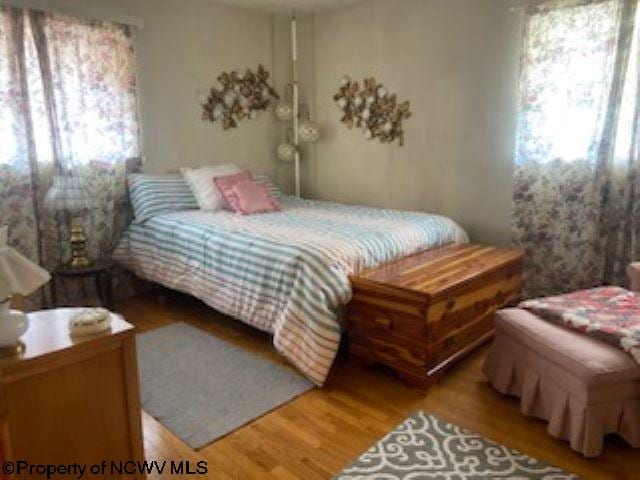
[180, 164, 242, 210]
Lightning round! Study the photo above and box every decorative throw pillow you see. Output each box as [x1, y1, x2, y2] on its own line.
[213, 170, 253, 210]
[253, 174, 283, 199]
[128, 174, 198, 222]
[180, 164, 241, 210]
[232, 180, 281, 215]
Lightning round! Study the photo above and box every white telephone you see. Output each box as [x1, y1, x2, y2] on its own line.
[69, 308, 112, 336]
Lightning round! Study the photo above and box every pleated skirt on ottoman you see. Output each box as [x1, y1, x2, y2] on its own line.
[483, 308, 640, 457]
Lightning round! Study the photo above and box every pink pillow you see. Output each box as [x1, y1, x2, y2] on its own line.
[231, 179, 281, 215]
[213, 170, 253, 210]
[213, 171, 281, 214]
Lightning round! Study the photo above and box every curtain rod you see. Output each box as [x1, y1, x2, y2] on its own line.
[3, 0, 144, 28]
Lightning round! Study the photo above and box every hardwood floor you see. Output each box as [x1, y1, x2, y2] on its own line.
[118, 293, 640, 480]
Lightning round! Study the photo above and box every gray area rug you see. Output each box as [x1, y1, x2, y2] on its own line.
[335, 411, 577, 479]
[136, 322, 313, 449]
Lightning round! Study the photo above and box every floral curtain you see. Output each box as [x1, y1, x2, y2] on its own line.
[513, 0, 640, 297]
[0, 6, 140, 304]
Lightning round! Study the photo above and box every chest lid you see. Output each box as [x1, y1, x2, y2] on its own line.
[353, 243, 523, 301]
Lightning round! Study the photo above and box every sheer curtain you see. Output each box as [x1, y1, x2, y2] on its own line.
[513, 0, 640, 297]
[0, 6, 140, 294]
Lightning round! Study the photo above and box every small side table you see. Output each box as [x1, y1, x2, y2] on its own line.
[51, 258, 115, 310]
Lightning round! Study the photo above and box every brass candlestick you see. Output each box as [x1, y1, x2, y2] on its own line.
[69, 215, 90, 268]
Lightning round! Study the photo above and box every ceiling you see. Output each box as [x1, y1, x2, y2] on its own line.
[213, 0, 366, 13]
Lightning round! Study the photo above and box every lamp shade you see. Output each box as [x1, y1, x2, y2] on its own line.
[274, 101, 293, 122]
[0, 226, 50, 300]
[276, 142, 297, 163]
[44, 176, 92, 212]
[298, 120, 320, 143]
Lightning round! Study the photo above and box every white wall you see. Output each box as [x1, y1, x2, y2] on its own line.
[130, 0, 277, 176]
[309, 0, 523, 244]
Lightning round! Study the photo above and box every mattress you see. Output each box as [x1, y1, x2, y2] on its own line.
[113, 195, 468, 385]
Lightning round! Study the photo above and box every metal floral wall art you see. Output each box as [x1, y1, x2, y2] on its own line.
[200, 65, 279, 130]
[333, 75, 411, 146]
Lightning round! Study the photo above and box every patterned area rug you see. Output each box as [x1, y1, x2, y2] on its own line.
[335, 411, 577, 479]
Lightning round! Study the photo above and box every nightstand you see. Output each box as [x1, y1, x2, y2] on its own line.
[51, 259, 114, 310]
[0, 308, 145, 479]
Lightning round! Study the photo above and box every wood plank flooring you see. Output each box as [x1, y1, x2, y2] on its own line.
[117, 293, 640, 480]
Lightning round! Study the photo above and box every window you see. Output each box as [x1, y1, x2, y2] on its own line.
[515, 0, 638, 165]
[0, 8, 139, 170]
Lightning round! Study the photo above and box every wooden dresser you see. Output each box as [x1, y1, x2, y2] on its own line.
[347, 244, 523, 387]
[0, 308, 144, 479]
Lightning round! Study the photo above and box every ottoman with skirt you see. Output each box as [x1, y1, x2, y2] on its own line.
[483, 307, 640, 457]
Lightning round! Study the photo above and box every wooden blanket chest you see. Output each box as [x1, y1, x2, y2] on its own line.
[347, 244, 523, 387]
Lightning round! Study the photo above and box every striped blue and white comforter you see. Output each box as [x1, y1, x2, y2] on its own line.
[114, 196, 468, 385]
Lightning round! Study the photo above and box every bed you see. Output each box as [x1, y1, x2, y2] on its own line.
[114, 194, 468, 385]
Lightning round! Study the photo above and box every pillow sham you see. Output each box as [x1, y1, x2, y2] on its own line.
[213, 170, 253, 211]
[180, 164, 242, 210]
[233, 180, 281, 215]
[128, 174, 198, 222]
